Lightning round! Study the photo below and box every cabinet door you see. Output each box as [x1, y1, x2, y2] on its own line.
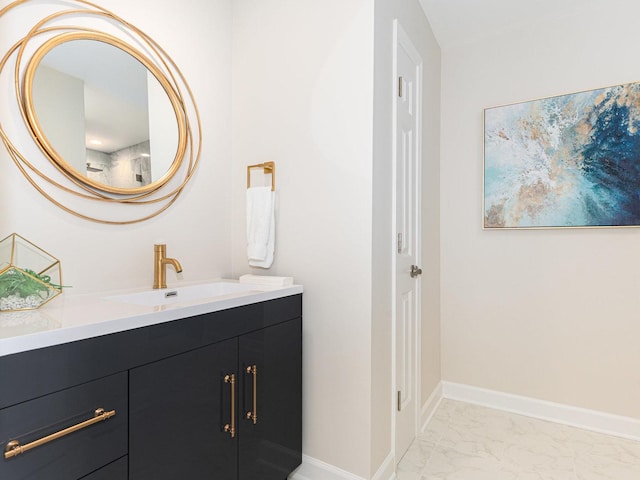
[129, 338, 238, 480]
[238, 318, 302, 480]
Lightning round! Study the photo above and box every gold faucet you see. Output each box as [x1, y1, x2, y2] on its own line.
[153, 244, 183, 289]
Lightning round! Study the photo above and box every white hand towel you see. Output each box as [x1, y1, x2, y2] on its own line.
[246, 186, 275, 268]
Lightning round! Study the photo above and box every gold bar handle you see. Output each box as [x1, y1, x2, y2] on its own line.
[4, 408, 116, 460]
[223, 374, 236, 438]
[245, 364, 257, 425]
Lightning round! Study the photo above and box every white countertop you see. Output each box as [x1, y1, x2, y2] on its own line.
[0, 279, 303, 358]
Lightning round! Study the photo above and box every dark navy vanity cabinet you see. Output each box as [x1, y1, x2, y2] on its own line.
[0, 294, 302, 480]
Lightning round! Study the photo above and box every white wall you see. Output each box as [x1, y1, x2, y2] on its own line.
[231, 0, 375, 477]
[441, 2, 640, 419]
[0, 0, 233, 294]
[231, 2, 440, 477]
[32, 65, 86, 173]
[373, 0, 441, 474]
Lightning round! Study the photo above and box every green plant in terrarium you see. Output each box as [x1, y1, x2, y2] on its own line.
[0, 268, 60, 299]
[0, 233, 64, 311]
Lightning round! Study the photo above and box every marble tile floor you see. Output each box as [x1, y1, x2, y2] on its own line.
[397, 399, 640, 480]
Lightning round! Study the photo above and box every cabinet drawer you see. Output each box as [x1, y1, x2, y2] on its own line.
[0, 372, 127, 480]
[80, 456, 127, 480]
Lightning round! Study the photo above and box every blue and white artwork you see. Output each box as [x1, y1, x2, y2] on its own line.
[484, 82, 640, 228]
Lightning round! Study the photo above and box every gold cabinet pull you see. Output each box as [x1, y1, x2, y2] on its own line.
[223, 374, 236, 438]
[4, 408, 116, 460]
[245, 364, 257, 425]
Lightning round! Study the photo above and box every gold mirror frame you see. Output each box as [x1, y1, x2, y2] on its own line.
[23, 31, 188, 196]
[0, 0, 202, 224]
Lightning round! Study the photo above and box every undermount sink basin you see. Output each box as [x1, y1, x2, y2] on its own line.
[104, 281, 262, 307]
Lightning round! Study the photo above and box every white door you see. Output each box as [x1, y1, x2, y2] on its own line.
[393, 20, 422, 463]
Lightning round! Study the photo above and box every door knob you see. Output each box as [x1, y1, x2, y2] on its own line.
[410, 265, 422, 278]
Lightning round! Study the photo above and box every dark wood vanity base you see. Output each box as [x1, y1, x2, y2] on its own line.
[0, 294, 302, 480]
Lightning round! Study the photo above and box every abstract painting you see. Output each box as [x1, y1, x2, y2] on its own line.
[484, 82, 640, 228]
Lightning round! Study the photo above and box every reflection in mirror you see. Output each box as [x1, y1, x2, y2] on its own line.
[31, 39, 179, 190]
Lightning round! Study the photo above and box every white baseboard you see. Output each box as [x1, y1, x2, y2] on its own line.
[289, 453, 396, 480]
[371, 452, 395, 480]
[421, 382, 444, 433]
[291, 381, 640, 480]
[442, 381, 640, 442]
[289, 455, 366, 480]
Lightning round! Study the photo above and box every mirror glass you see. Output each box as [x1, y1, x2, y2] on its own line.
[30, 39, 180, 192]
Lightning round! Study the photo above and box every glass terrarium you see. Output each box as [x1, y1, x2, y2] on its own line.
[0, 233, 62, 312]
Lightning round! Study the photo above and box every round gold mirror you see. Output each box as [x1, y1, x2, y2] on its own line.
[23, 32, 187, 195]
[0, 0, 201, 224]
